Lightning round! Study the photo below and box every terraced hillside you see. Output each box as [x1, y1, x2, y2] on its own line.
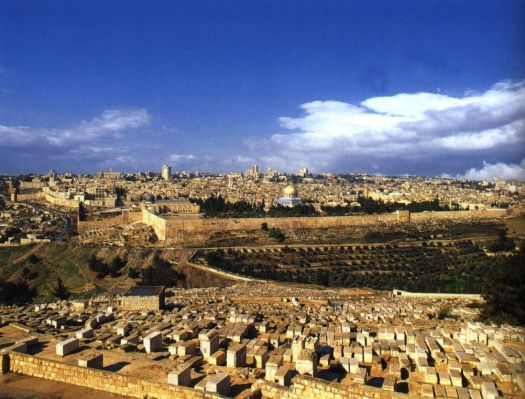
[195, 239, 497, 293]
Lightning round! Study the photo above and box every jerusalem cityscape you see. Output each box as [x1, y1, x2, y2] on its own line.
[0, 2, 524, 399]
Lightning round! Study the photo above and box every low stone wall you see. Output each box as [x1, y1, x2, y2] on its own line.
[409, 210, 472, 222]
[256, 375, 411, 399]
[392, 289, 482, 300]
[4, 352, 221, 399]
[185, 261, 262, 282]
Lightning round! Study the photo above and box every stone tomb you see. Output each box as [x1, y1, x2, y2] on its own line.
[78, 352, 103, 369]
[167, 363, 192, 387]
[56, 337, 79, 356]
[143, 331, 163, 353]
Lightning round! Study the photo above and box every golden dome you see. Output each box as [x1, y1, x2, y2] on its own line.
[283, 184, 298, 197]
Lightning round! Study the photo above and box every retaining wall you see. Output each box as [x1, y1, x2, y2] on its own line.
[392, 289, 482, 300]
[256, 375, 412, 399]
[3, 352, 221, 399]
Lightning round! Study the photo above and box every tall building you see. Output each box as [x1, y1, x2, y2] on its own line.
[245, 164, 260, 179]
[162, 164, 172, 181]
[298, 167, 309, 177]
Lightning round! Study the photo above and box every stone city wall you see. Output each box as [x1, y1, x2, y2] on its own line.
[4, 352, 221, 399]
[153, 208, 506, 244]
[19, 181, 46, 190]
[471, 208, 510, 218]
[77, 211, 142, 234]
[11, 191, 45, 202]
[44, 191, 79, 208]
[78, 207, 507, 243]
[257, 375, 410, 399]
[158, 213, 400, 244]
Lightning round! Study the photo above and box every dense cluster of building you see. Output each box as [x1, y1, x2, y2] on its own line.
[1, 283, 523, 398]
[2, 164, 523, 213]
[0, 201, 64, 245]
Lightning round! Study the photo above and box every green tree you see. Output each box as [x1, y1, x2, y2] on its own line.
[140, 254, 185, 287]
[481, 249, 525, 325]
[488, 229, 515, 252]
[52, 277, 70, 300]
[109, 255, 126, 277]
[268, 228, 286, 242]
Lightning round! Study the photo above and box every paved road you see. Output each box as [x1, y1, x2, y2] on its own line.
[28, 202, 73, 242]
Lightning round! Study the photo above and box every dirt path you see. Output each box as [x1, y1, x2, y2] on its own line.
[11, 243, 46, 264]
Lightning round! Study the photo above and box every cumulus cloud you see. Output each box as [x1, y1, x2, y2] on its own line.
[453, 159, 525, 181]
[257, 80, 525, 175]
[1, 108, 151, 146]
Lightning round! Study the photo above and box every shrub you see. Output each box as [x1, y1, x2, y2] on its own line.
[52, 277, 70, 300]
[0, 279, 37, 304]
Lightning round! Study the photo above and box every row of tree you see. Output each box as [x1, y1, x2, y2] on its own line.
[192, 195, 452, 218]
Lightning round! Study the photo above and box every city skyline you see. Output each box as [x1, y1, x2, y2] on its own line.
[1, 1, 524, 180]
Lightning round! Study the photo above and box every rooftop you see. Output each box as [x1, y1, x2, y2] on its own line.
[124, 286, 165, 297]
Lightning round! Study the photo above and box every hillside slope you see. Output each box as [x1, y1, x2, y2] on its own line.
[0, 244, 234, 302]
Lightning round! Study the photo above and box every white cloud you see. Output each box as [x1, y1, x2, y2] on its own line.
[257, 80, 525, 173]
[454, 159, 525, 181]
[169, 153, 196, 163]
[222, 155, 255, 166]
[1, 108, 151, 146]
[68, 146, 115, 157]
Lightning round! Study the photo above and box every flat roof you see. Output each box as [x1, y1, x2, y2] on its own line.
[124, 286, 165, 297]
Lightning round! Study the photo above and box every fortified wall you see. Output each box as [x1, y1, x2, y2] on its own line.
[75, 205, 508, 244]
[44, 190, 79, 208]
[77, 210, 142, 234]
[144, 208, 507, 244]
[10, 190, 45, 202]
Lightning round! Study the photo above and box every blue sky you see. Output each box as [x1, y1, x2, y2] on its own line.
[1, 0, 524, 179]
